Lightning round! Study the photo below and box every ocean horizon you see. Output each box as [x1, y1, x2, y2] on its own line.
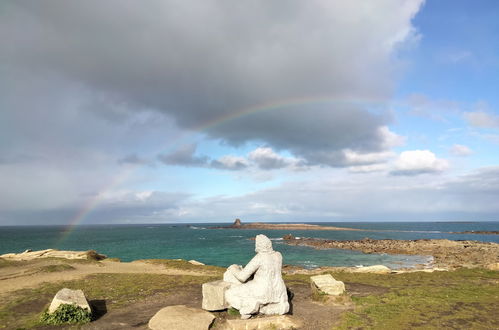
[1, 221, 497, 270]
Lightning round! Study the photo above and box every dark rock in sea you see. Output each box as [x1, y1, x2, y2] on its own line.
[233, 218, 242, 227]
[283, 234, 295, 240]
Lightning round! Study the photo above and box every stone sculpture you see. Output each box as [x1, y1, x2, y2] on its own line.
[223, 234, 289, 319]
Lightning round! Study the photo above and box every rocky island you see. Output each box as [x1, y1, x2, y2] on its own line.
[214, 219, 363, 231]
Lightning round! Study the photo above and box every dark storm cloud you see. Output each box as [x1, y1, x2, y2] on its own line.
[0, 0, 423, 166]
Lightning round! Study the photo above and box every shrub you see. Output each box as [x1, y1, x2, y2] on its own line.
[40, 303, 91, 325]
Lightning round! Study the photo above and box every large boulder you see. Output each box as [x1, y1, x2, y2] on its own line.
[352, 265, 391, 274]
[310, 274, 345, 296]
[222, 315, 299, 330]
[148, 305, 215, 330]
[48, 288, 91, 314]
[202, 280, 232, 311]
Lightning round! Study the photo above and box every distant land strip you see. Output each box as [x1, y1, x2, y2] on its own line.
[212, 220, 363, 231]
[213, 220, 499, 235]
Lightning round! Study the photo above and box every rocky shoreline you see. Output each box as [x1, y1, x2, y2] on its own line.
[284, 237, 499, 270]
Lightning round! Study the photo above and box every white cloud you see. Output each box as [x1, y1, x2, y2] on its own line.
[343, 149, 395, 165]
[450, 144, 473, 157]
[464, 111, 499, 128]
[0, 0, 424, 167]
[211, 155, 249, 171]
[391, 150, 449, 175]
[248, 147, 298, 170]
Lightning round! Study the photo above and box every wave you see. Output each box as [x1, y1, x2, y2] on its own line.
[189, 226, 206, 230]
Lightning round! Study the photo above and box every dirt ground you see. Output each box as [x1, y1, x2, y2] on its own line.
[80, 280, 370, 330]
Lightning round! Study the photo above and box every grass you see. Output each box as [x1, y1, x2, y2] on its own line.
[140, 258, 225, 274]
[333, 268, 499, 329]
[0, 272, 219, 329]
[0, 258, 27, 268]
[37, 263, 75, 273]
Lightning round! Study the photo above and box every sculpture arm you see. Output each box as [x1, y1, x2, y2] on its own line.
[233, 255, 260, 283]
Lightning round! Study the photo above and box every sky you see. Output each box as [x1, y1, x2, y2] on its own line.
[1, 0, 498, 225]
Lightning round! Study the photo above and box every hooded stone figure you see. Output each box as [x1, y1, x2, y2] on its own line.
[224, 234, 289, 319]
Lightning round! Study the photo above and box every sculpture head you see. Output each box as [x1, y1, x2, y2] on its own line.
[255, 234, 273, 253]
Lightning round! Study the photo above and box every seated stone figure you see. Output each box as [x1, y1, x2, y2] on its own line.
[223, 234, 289, 319]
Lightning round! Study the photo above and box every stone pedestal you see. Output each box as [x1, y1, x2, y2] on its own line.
[202, 280, 232, 311]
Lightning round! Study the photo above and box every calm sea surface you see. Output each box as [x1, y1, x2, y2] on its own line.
[0, 222, 497, 269]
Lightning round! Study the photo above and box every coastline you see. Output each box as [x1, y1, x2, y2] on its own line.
[284, 237, 499, 269]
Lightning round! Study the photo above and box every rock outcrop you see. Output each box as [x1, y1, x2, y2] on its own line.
[286, 238, 499, 269]
[48, 288, 91, 314]
[0, 249, 106, 261]
[148, 305, 215, 330]
[310, 274, 345, 296]
[352, 265, 391, 274]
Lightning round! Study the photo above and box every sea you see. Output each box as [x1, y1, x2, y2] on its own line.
[0, 222, 497, 269]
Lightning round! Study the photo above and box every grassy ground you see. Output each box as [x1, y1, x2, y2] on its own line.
[0, 261, 497, 329]
[0, 272, 219, 329]
[332, 268, 499, 329]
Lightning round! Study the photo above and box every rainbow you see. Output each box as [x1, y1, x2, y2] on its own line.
[56, 95, 384, 245]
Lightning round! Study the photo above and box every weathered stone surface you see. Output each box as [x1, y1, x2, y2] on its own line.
[202, 280, 232, 311]
[310, 274, 345, 296]
[224, 235, 289, 319]
[352, 265, 391, 274]
[0, 249, 106, 261]
[48, 288, 91, 313]
[148, 305, 214, 330]
[222, 315, 299, 330]
[486, 262, 499, 271]
[188, 259, 205, 266]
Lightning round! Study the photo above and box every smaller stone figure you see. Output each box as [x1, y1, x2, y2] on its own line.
[223, 234, 289, 319]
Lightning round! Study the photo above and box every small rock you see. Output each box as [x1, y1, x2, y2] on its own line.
[188, 259, 205, 266]
[148, 305, 215, 330]
[48, 288, 91, 314]
[310, 274, 345, 296]
[222, 315, 299, 330]
[486, 262, 499, 271]
[282, 234, 295, 240]
[202, 280, 232, 311]
[352, 265, 391, 274]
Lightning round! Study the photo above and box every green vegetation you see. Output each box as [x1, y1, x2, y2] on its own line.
[227, 307, 240, 316]
[140, 258, 225, 274]
[0, 258, 27, 268]
[333, 268, 499, 329]
[37, 263, 75, 273]
[39, 304, 91, 325]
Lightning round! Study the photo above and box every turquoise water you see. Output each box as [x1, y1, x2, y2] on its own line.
[0, 222, 497, 269]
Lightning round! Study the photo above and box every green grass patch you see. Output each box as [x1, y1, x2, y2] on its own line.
[140, 259, 225, 274]
[37, 263, 75, 273]
[227, 307, 240, 316]
[0, 258, 28, 269]
[335, 268, 499, 329]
